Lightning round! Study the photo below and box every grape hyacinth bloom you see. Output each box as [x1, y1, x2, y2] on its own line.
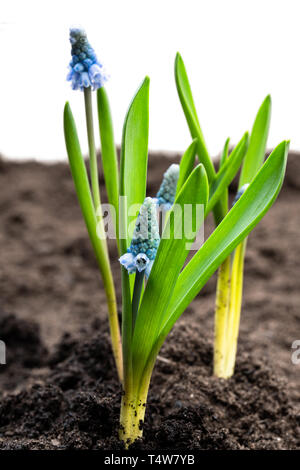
[119, 197, 160, 279]
[67, 27, 107, 91]
[155, 163, 180, 211]
[232, 183, 250, 206]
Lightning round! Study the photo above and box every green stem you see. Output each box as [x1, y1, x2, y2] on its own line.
[84, 87, 102, 212]
[132, 271, 144, 333]
[103, 268, 124, 384]
[83, 86, 123, 383]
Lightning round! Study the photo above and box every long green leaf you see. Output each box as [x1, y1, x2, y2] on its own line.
[119, 78, 150, 390]
[218, 137, 230, 215]
[206, 133, 248, 216]
[239, 95, 271, 187]
[132, 164, 209, 384]
[119, 77, 150, 254]
[163, 141, 288, 335]
[175, 53, 215, 182]
[97, 87, 119, 240]
[64, 102, 109, 277]
[220, 137, 230, 168]
[176, 139, 198, 194]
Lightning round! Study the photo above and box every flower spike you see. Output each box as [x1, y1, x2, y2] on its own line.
[155, 163, 180, 210]
[67, 27, 108, 91]
[119, 197, 160, 279]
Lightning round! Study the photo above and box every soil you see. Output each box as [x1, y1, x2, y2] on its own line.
[0, 150, 299, 450]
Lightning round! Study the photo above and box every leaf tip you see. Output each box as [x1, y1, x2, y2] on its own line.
[143, 76, 150, 87]
[243, 131, 249, 145]
[265, 94, 272, 104]
[175, 52, 183, 72]
[63, 102, 72, 126]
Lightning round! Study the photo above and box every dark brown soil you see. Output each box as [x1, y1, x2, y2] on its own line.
[0, 150, 299, 450]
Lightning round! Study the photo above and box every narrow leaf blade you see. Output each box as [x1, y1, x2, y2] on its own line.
[175, 53, 215, 181]
[176, 139, 198, 194]
[239, 95, 271, 187]
[97, 87, 119, 239]
[206, 132, 248, 216]
[218, 137, 231, 215]
[220, 137, 230, 169]
[120, 77, 150, 254]
[63, 102, 108, 276]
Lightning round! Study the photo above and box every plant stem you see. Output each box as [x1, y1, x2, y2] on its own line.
[132, 271, 144, 333]
[83, 86, 123, 383]
[103, 270, 124, 383]
[84, 87, 102, 212]
[224, 240, 247, 378]
[213, 256, 231, 377]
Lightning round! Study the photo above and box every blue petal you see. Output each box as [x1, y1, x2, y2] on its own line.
[232, 183, 250, 206]
[66, 67, 74, 81]
[74, 63, 84, 73]
[134, 253, 150, 273]
[119, 252, 136, 274]
[80, 71, 91, 88]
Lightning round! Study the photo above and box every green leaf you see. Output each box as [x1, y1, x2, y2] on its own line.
[119, 78, 150, 388]
[239, 95, 271, 187]
[131, 164, 209, 384]
[220, 137, 230, 168]
[176, 139, 198, 194]
[97, 87, 119, 240]
[218, 137, 230, 215]
[162, 140, 288, 336]
[119, 77, 150, 254]
[63, 102, 109, 278]
[206, 133, 248, 216]
[175, 53, 215, 182]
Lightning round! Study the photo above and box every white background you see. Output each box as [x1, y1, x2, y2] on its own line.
[0, 0, 299, 161]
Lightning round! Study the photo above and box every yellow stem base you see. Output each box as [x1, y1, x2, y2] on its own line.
[213, 258, 231, 377]
[119, 392, 146, 449]
[214, 241, 246, 379]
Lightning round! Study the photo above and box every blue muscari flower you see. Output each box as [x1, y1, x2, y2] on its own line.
[67, 27, 108, 91]
[232, 183, 249, 206]
[155, 164, 180, 211]
[119, 197, 160, 279]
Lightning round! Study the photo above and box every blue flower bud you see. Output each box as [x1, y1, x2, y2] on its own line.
[67, 27, 108, 91]
[74, 63, 84, 73]
[232, 183, 250, 206]
[156, 164, 180, 210]
[119, 197, 160, 278]
[119, 252, 136, 274]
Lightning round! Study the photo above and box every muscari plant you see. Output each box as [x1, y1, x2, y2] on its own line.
[174, 54, 279, 379]
[64, 29, 288, 447]
[64, 28, 122, 382]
